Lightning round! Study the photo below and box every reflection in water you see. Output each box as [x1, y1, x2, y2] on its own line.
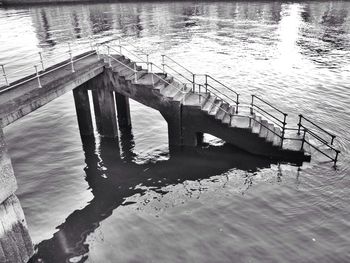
[29, 130, 276, 262]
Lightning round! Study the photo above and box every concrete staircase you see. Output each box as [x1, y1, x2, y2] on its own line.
[106, 54, 311, 162]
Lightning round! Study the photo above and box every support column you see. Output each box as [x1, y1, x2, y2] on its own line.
[73, 85, 94, 136]
[91, 89, 102, 133]
[0, 128, 33, 262]
[115, 92, 132, 128]
[93, 87, 118, 138]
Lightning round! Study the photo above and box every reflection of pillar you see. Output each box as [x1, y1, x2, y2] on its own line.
[115, 92, 131, 128]
[93, 87, 118, 138]
[73, 85, 93, 136]
[0, 128, 33, 262]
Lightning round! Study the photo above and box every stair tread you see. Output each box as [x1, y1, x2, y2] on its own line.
[222, 106, 234, 124]
[137, 73, 162, 86]
[259, 120, 269, 138]
[160, 84, 180, 97]
[230, 115, 251, 129]
[266, 123, 275, 142]
[183, 93, 203, 107]
[252, 116, 262, 134]
[216, 103, 229, 120]
[202, 95, 216, 111]
[209, 99, 222, 116]
[272, 127, 282, 147]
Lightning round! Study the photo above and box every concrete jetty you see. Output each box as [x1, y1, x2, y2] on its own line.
[0, 39, 339, 262]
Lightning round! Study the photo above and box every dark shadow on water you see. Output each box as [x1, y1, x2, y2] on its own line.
[29, 130, 279, 263]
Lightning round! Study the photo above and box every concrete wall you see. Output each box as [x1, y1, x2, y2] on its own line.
[0, 127, 33, 262]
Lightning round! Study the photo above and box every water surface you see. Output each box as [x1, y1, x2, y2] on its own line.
[0, 1, 349, 262]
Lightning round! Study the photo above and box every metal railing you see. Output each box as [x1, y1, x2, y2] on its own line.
[251, 95, 287, 147]
[1, 35, 341, 166]
[0, 40, 97, 92]
[297, 115, 340, 165]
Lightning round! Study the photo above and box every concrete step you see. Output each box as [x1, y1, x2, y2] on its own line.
[272, 127, 282, 147]
[160, 83, 180, 98]
[137, 73, 163, 86]
[222, 106, 235, 124]
[202, 95, 216, 112]
[259, 120, 269, 138]
[252, 116, 262, 134]
[173, 86, 192, 102]
[183, 92, 203, 107]
[126, 70, 148, 81]
[266, 123, 275, 143]
[209, 99, 223, 116]
[230, 115, 251, 129]
[215, 103, 229, 120]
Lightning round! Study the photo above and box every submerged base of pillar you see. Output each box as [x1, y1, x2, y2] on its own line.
[0, 194, 33, 263]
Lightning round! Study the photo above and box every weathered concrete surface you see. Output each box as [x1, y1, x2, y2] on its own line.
[73, 84, 94, 136]
[0, 128, 17, 205]
[0, 52, 104, 128]
[87, 74, 118, 138]
[0, 194, 33, 263]
[115, 92, 131, 128]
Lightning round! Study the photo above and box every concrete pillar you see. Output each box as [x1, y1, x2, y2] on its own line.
[0, 128, 33, 262]
[93, 87, 118, 138]
[115, 92, 131, 128]
[73, 85, 94, 136]
[91, 89, 102, 133]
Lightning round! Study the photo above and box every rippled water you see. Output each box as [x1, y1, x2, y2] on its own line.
[0, 1, 350, 262]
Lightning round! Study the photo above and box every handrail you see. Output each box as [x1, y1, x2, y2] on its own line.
[297, 114, 336, 145]
[162, 55, 194, 75]
[205, 75, 239, 96]
[250, 94, 287, 146]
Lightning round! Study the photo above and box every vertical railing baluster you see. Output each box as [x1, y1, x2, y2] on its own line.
[205, 74, 208, 93]
[39, 52, 45, 71]
[331, 135, 335, 145]
[134, 63, 137, 83]
[192, 74, 195, 92]
[297, 114, 302, 135]
[300, 128, 306, 150]
[250, 95, 254, 115]
[161, 55, 165, 74]
[236, 94, 239, 114]
[107, 46, 111, 67]
[68, 43, 75, 73]
[34, 65, 42, 88]
[280, 113, 287, 148]
[334, 151, 339, 166]
[146, 54, 149, 71]
[1, 65, 9, 86]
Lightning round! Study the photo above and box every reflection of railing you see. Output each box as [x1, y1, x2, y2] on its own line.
[297, 115, 340, 165]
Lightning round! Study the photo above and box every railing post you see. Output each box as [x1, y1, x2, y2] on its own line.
[134, 64, 137, 83]
[34, 65, 42, 88]
[192, 74, 195, 92]
[68, 43, 75, 73]
[331, 135, 335, 145]
[236, 94, 239, 114]
[297, 114, 302, 135]
[107, 46, 111, 67]
[334, 151, 339, 166]
[280, 113, 287, 148]
[205, 74, 208, 93]
[39, 52, 45, 71]
[250, 95, 254, 114]
[146, 54, 149, 71]
[161, 55, 165, 73]
[1, 64, 9, 86]
[300, 128, 306, 150]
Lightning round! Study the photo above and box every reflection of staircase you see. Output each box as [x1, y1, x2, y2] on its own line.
[105, 54, 311, 162]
